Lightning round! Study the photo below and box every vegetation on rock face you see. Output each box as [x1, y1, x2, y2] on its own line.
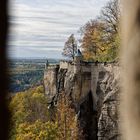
[8, 86, 80, 140]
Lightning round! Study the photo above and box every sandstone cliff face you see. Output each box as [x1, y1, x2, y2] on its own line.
[44, 66, 59, 102]
[97, 65, 120, 140]
[64, 64, 92, 105]
[44, 63, 120, 140]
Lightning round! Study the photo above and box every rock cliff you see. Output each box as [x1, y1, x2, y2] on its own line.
[44, 62, 120, 140]
[97, 65, 120, 140]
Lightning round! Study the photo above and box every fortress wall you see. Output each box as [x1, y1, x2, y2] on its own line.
[60, 61, 69, 69]
[82, 65, 92, 72]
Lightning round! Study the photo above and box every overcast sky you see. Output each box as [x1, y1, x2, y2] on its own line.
[8, 0, 109, 59]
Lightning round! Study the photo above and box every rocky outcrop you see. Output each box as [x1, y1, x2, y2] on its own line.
[97, 65, 120, 140]
[44, 62, 120, 140]
[44, 65, 59, 102]
[57, 68, 67, 93]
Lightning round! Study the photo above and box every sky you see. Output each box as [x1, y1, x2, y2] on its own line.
[8, 0, 109, 59]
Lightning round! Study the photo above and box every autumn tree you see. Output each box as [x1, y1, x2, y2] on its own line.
[80, 0, 121, 62]
[80, 20, 105, 61]
[9, 86, 49, 124]
[62, 34, 77, 60]
[8, 87, 83, 140]
[55, 93, 81, 140]
[15, 121, 58, 140]
[99, 0, 121, 61]
[8, 86, 59, 140]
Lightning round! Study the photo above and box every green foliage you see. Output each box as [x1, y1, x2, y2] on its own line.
[8, 87, 81, 140]
[80, 0, 120, 62]
[80, 20, 106, 61]
[8, 86, 59, 140]
[9, 70, 44, 93]
[9, 86, 48, 124]
[16, 121, 58, 140]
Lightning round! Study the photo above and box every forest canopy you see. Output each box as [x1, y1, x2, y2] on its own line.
[8, 86, 80, 140]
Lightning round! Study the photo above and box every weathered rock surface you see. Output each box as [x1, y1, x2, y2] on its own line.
[97, 65, 120, 140]
[44, 62, 120, 140]
[44, 65, 59, 102]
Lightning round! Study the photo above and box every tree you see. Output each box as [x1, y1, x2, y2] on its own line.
[9, 86, 49, 124]
[99, 0, 121, 61]
[80, 20, 105, 61]
[55, 93, 81, 140]
[15, 121, 58, 140]
[8, 86, 52, 140]
[100, 0, 120, 35]
[8, 87, 82, 140]
[62, 34, 77, 60]
[80, 0, 121, 62]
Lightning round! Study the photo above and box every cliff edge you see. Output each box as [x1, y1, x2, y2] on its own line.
[44, 60, 120, 140]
